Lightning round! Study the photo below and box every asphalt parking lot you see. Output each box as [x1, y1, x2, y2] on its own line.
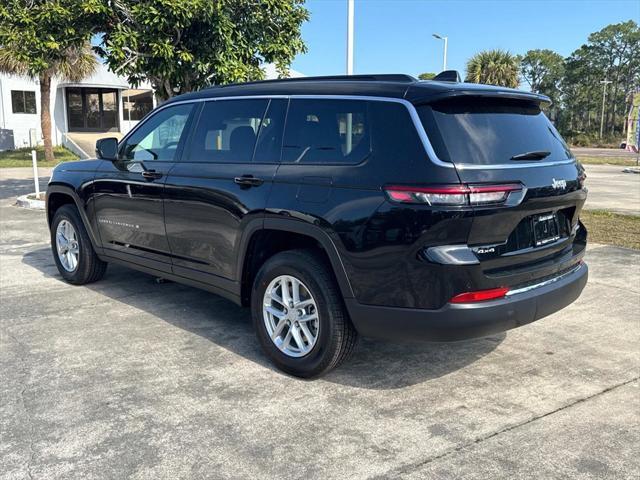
[582, 164, 640, 215]
[1, 170, 639, 479]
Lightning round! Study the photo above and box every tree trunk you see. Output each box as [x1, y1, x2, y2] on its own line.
[39, 73, 54, 163]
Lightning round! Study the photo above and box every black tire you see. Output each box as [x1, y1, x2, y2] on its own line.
[251, 249, 358, 378]
[50, 204, 107, 285]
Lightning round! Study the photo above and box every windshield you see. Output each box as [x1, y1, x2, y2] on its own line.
[418, 98, 572, 165]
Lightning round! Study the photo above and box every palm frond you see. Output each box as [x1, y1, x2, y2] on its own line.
[54, 42, 98, 82]
[465, 49, 520, 88]
[0, 47, 30, 77]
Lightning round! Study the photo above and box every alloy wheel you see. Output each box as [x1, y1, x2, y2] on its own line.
[262, 275, 320, 358]
[55, 219, 80, 272]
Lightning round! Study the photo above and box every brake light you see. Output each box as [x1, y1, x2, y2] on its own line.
[449, 287, 510, 303]
[384, 184, 522, 206]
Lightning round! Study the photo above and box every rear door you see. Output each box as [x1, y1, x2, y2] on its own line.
[418, 97, 587, 284]
[163, 98, 286, 287]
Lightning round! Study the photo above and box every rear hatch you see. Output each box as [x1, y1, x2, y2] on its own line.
[417, 96, 587, 287]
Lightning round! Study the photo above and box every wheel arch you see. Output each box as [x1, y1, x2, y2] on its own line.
[47, 184, 101, 251]
[237, 218, 355, 306]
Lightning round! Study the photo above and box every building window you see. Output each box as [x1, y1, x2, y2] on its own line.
[123, 90, 154, 121]
[11, 91, 37, 114]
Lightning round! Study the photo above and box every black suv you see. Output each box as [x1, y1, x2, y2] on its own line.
[47, 74, 588, 377]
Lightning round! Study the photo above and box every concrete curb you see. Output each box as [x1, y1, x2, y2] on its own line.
[16, 193, 45, 210]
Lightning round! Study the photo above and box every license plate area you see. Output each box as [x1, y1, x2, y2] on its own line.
[533, 212, 560, 246]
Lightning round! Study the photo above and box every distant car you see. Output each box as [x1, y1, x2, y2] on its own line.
[46, 74, 589, 377]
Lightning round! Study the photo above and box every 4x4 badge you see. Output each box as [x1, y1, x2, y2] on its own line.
[551, 178, 567, 190]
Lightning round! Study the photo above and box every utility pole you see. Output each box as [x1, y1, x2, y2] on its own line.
[345, 0, 355, 153]
[433, 33, 448, 71]
[346, 0, 354, 75]
[600, 79, 612, 139]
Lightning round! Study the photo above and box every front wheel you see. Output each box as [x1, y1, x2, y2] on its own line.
[51, 204, 107, 285]
[251, 249, 358, 378]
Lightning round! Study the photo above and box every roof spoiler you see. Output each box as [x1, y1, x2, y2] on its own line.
[433, 70, 462, 82]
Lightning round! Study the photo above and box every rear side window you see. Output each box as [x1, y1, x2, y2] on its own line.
[418, 98, 572, 165]
[188, 99, 269, 163]
[282, 99, 371, 164]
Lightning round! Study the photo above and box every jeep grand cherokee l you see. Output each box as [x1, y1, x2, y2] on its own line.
[46, 74, 588, 377]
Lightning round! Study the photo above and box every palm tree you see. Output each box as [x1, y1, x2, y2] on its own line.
[465, 50, 520, 88]
[0, 42, 97, 163]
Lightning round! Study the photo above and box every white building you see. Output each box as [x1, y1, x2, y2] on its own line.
[0, 62, 303, 156]
[0, 62, 156, 155]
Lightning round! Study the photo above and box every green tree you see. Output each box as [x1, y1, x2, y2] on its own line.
[465, 50, 520, 88]
[418, 72, 437, 80]
[520, 49, 564, 96]
[0, 1, 104, 163]
[561, 20, 640, 139]
[98, 0, 309, 101]
[520, 49, 565, 121]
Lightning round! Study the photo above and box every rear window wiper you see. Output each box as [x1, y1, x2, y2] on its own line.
[510, 150, 551, 161]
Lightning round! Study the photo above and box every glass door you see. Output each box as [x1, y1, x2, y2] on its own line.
[66, 88, 120, 132]
[86, 91, 101, 129]
[102, 91, 118, 130]
[67, 89, 84, 130]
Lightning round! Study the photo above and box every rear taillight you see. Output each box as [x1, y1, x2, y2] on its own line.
[384, 184, 523, 206]
[449, 287, 509, 304]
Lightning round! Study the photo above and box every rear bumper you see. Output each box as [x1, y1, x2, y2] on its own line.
[346, 262, 588, 342]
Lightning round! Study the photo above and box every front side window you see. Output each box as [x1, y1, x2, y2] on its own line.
[119, 104, 193, 162]
[187, 99, 269, 163]
[282, 99, 371, 164]
[253, 99, 287, 163]
[11, 90, 37, 114]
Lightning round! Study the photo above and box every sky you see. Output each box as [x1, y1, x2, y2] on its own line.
[291, 0, 640, 78]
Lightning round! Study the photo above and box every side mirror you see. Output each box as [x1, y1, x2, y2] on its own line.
[95, 137, 119, 161]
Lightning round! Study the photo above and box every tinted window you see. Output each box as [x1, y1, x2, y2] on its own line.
[120, 104, 193, 162]
[187, 99, 268, 163]
[418, 98, 572, 165]
[11, 91, 36, 114]
[253, 99, 287, 163]
[282, 99, 371, 164]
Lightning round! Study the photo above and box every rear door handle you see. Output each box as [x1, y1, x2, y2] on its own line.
[141, 170, 163, 181]
[234, 175, 264, 187]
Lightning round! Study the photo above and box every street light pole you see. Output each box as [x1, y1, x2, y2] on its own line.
[600, 79, 612, 139]
[433, 33, 448, 71]
[346, 0, 354, 75]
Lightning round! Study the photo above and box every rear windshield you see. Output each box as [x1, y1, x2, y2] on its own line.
[418, 98, 572, 165]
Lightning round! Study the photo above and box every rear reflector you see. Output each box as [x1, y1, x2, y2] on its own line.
[449, 287, 510, 304]
[384, 184, 522, 206]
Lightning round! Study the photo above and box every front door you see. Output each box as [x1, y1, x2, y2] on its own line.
[163, 98, 287, 287]
[92, 103, 196, 272]
[67, 88, 120, 132]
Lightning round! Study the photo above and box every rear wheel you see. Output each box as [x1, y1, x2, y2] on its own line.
[51, 204, 107, 284]
[251, 249, 358, 378]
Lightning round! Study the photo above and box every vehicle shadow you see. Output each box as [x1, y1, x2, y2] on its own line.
[22, 246, 504, 390]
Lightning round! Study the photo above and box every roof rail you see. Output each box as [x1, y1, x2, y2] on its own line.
[207, 74, 418, 90]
